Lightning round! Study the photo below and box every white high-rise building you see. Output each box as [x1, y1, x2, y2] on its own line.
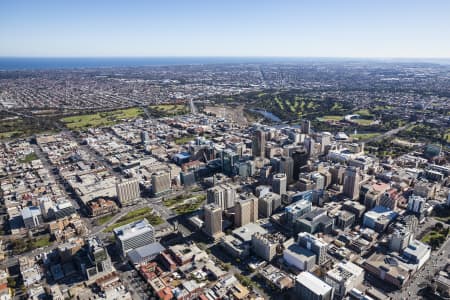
[204, 203, 223, 239]
[113, 219, 155, 257]
[235, 193, 258, 227]
[272, 173, 287, 195]
[151, 171, 171, 196]
[116, 178, 140, 206]
[206, 183, 236, 210]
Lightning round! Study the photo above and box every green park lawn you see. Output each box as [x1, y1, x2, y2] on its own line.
[61, 107, 143, 130]
[104, 207, 163, 232]
[350, 132, 382, 140]
[318, 115, 344, 122]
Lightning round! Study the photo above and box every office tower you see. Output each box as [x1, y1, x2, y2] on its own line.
[85, 237, 113, 279]
[305, 137, 315, 156]
[292, 148, 308, 181]
[252, 129, 266, 158]
[258, 192, 281, 217]
[301, 119, 311, 135]
[279, 156, 294, 184]
[272, 173, 287, 195]
[343, 167, 360, 200]
[204, 204, 223, 238]
[407, 195, 426, 214]
[140, 130, 149, 145]
[317, 132, 332, 153]
[206, 183, 236, 210]
[234, 194, 258, 227]
[297, 232, 328, 265]
[221, 149, 240, 176]
[311, 172, 325, 190]
[329, 165, 345, 185]
[21, 206, 43, 229]
[151, 171, 171, 196]
[39, 196, 54, 220]
[295, 272, 333, 300]
[116, 178, 140, 206]
[114, 219, 155, 257]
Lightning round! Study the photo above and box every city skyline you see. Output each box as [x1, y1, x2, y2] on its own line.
[1, 0, 450, 58]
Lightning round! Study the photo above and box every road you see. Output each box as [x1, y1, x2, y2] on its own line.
[189, 99, 198, 114]
[365, 122, 414, 143]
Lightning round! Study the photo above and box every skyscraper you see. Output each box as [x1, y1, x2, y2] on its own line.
[85, 237, 113, 279]
[292, 148, 308, 181]
[234, 193, 258, 227]
[221, 149, 239, 176]
[301, 119, 311, 135]
[279, 156, 294, 184]
[272, 173, 287, 195]
[206, 183, 236, 210]
[204, 203, 223, 239]
[343, 167, 360, 200]
[151, 171, 171, 196]
[116, 178, 140, 206]
[140, 130, 150, 145]
[252, 129, 266, 158]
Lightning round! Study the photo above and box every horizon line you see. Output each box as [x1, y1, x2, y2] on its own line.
[1, 55, 450, 60]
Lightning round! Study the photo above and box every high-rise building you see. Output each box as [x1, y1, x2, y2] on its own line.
[203, 203, 223, 239]
[272, 173, 287, 195]
[221, 149, 239, 176]
[318, 132, 332, 153]
[206, 183, 237, 210]
[235, 193, 258, 227]
[301, 119, 311, 135]
[297, 232, 328, 265]
[151, 171, 171, 196]
[311, 172, 325, 190]
[85, 237, 113, 280]
[140, 130, 150, 145]
[259, 192, 281, 217]
[251, 232, 283, 261]
[343, 167, 360, 200]
[329, 165, 345, 185]
[305, 137, 315, 156]
[292, 148, 308, 181]
[295, 272, 333, 300]
[116, 178, 140, 206]
[407, 195, 426, 215]
[252, 129, 266, 158]
[279, 156, 294, 184]
[114, 219, 155, 257]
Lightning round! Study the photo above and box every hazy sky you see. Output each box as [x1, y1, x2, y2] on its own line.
[1, 0, 449, 58]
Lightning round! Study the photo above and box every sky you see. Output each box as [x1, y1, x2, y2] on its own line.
[0, 0, 449, 58]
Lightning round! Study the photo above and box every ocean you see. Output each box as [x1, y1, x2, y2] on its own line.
[0, 57, 310, 71]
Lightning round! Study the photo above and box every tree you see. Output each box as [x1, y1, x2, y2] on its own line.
[435, 222, 444, 231]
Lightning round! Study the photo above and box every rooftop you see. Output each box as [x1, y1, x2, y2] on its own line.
[113, 219, 154, 240]
[296, 271, 333, 295]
